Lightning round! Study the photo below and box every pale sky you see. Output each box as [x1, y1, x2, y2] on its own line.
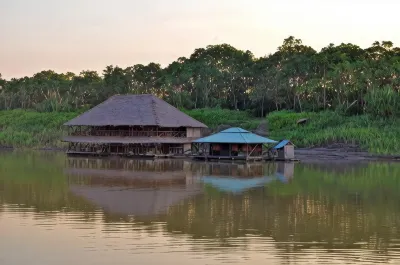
[1, 0, 399, 79]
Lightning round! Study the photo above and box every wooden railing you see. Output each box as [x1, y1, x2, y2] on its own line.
[169, 147, 184, 154]
[70, 130, 187, 138]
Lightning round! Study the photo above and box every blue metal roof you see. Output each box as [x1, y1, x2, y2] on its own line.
[273, 140, 292, 149]
[194, 127, 277, 144]
[220, 127, 250, 133]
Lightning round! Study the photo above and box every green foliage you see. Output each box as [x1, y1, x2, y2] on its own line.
[183, 108, 258, 129]
[1, 37, 400, 118]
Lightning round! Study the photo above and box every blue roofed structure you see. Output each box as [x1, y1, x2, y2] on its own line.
[193, 127, 277, 144]
[191, 127, 277, 161]
[272, 140, 295, 160]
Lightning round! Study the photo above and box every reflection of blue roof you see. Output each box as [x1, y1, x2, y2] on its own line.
[275, 172, 289, 183]
[273, 140, 292, 149]
[194, 127, 277, 144]
[201, 176, 276, 193]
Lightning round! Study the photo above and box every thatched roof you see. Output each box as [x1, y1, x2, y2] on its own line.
[64, 94, 207, 128]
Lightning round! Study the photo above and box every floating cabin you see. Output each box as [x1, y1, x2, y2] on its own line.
[62, 94, 207, 157]
[273, 140, 295, 161]
[192, 127, 277, 161]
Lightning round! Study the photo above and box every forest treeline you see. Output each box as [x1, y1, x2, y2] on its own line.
[0, 36, 399, 117]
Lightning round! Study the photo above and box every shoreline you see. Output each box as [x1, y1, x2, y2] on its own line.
[2, 146, 399, 163]
[295, 148, 400, 163]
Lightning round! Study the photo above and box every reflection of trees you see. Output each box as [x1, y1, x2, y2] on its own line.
[162, 162, 400, 251]
[164, 189, 400, 251]
[0, 152, 95, 213]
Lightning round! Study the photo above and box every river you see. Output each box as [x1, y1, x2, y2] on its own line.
[1, 151, 400, 265]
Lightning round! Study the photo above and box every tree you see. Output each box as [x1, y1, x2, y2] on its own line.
[1, 37, 399, 117]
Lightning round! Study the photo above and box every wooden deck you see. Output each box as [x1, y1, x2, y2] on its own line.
[66, 151, 189, 159]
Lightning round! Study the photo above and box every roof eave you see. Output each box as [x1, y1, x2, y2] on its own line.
[63, 123, 207, 127]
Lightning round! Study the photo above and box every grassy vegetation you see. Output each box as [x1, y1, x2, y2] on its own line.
[185, 109, 399, 155]
[0, 109, 80, 148]
[267, 110, 400, 154]
[0, 108, 399, 154]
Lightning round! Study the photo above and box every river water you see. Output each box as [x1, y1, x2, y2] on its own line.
[1, 151, 400, 265]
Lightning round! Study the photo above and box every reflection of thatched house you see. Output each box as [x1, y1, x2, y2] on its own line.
[65, 157, 201, 187]
[67, 158, 203, 217]
[62, 94, 207, 157]
[70, 185, 202, 217]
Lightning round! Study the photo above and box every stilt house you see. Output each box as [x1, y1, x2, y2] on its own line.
[192, 127, 277, 161]
[62, 94, 207, 157]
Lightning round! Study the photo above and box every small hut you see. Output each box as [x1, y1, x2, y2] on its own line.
[273, 140, 295, 160]
[192, 127, 277, 161]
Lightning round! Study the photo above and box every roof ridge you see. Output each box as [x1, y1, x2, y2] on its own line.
[151, 97, 160, 126]
[152, 95, 207, 127]
[238, 131, 248, 144]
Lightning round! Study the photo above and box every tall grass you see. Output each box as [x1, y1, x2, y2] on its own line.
[0, 109, 79, 148]
[267, 110, 400, 154]
[364, 87, 400, 118]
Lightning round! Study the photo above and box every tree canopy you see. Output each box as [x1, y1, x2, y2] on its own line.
[1, 37, 399, 117]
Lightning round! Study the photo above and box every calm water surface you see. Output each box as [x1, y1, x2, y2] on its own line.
[1, 152, 400, 265]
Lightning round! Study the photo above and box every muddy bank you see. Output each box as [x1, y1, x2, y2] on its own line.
[296, 148, 400, 163]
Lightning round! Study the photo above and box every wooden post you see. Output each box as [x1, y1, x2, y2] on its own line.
[248, 144, 258, 157]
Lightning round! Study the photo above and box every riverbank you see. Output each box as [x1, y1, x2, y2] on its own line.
[295, 148, 400, 163]
[0, 109, 399, 156]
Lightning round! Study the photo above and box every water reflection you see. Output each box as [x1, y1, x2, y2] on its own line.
[1, 152, 400, 265]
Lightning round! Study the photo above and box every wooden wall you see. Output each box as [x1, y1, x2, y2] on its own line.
[186, 127, 202, 138]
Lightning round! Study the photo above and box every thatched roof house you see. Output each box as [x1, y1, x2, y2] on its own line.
[63, 94, 207, 157]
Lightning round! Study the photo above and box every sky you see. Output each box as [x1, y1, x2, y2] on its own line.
[1, 0, 399, 79]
